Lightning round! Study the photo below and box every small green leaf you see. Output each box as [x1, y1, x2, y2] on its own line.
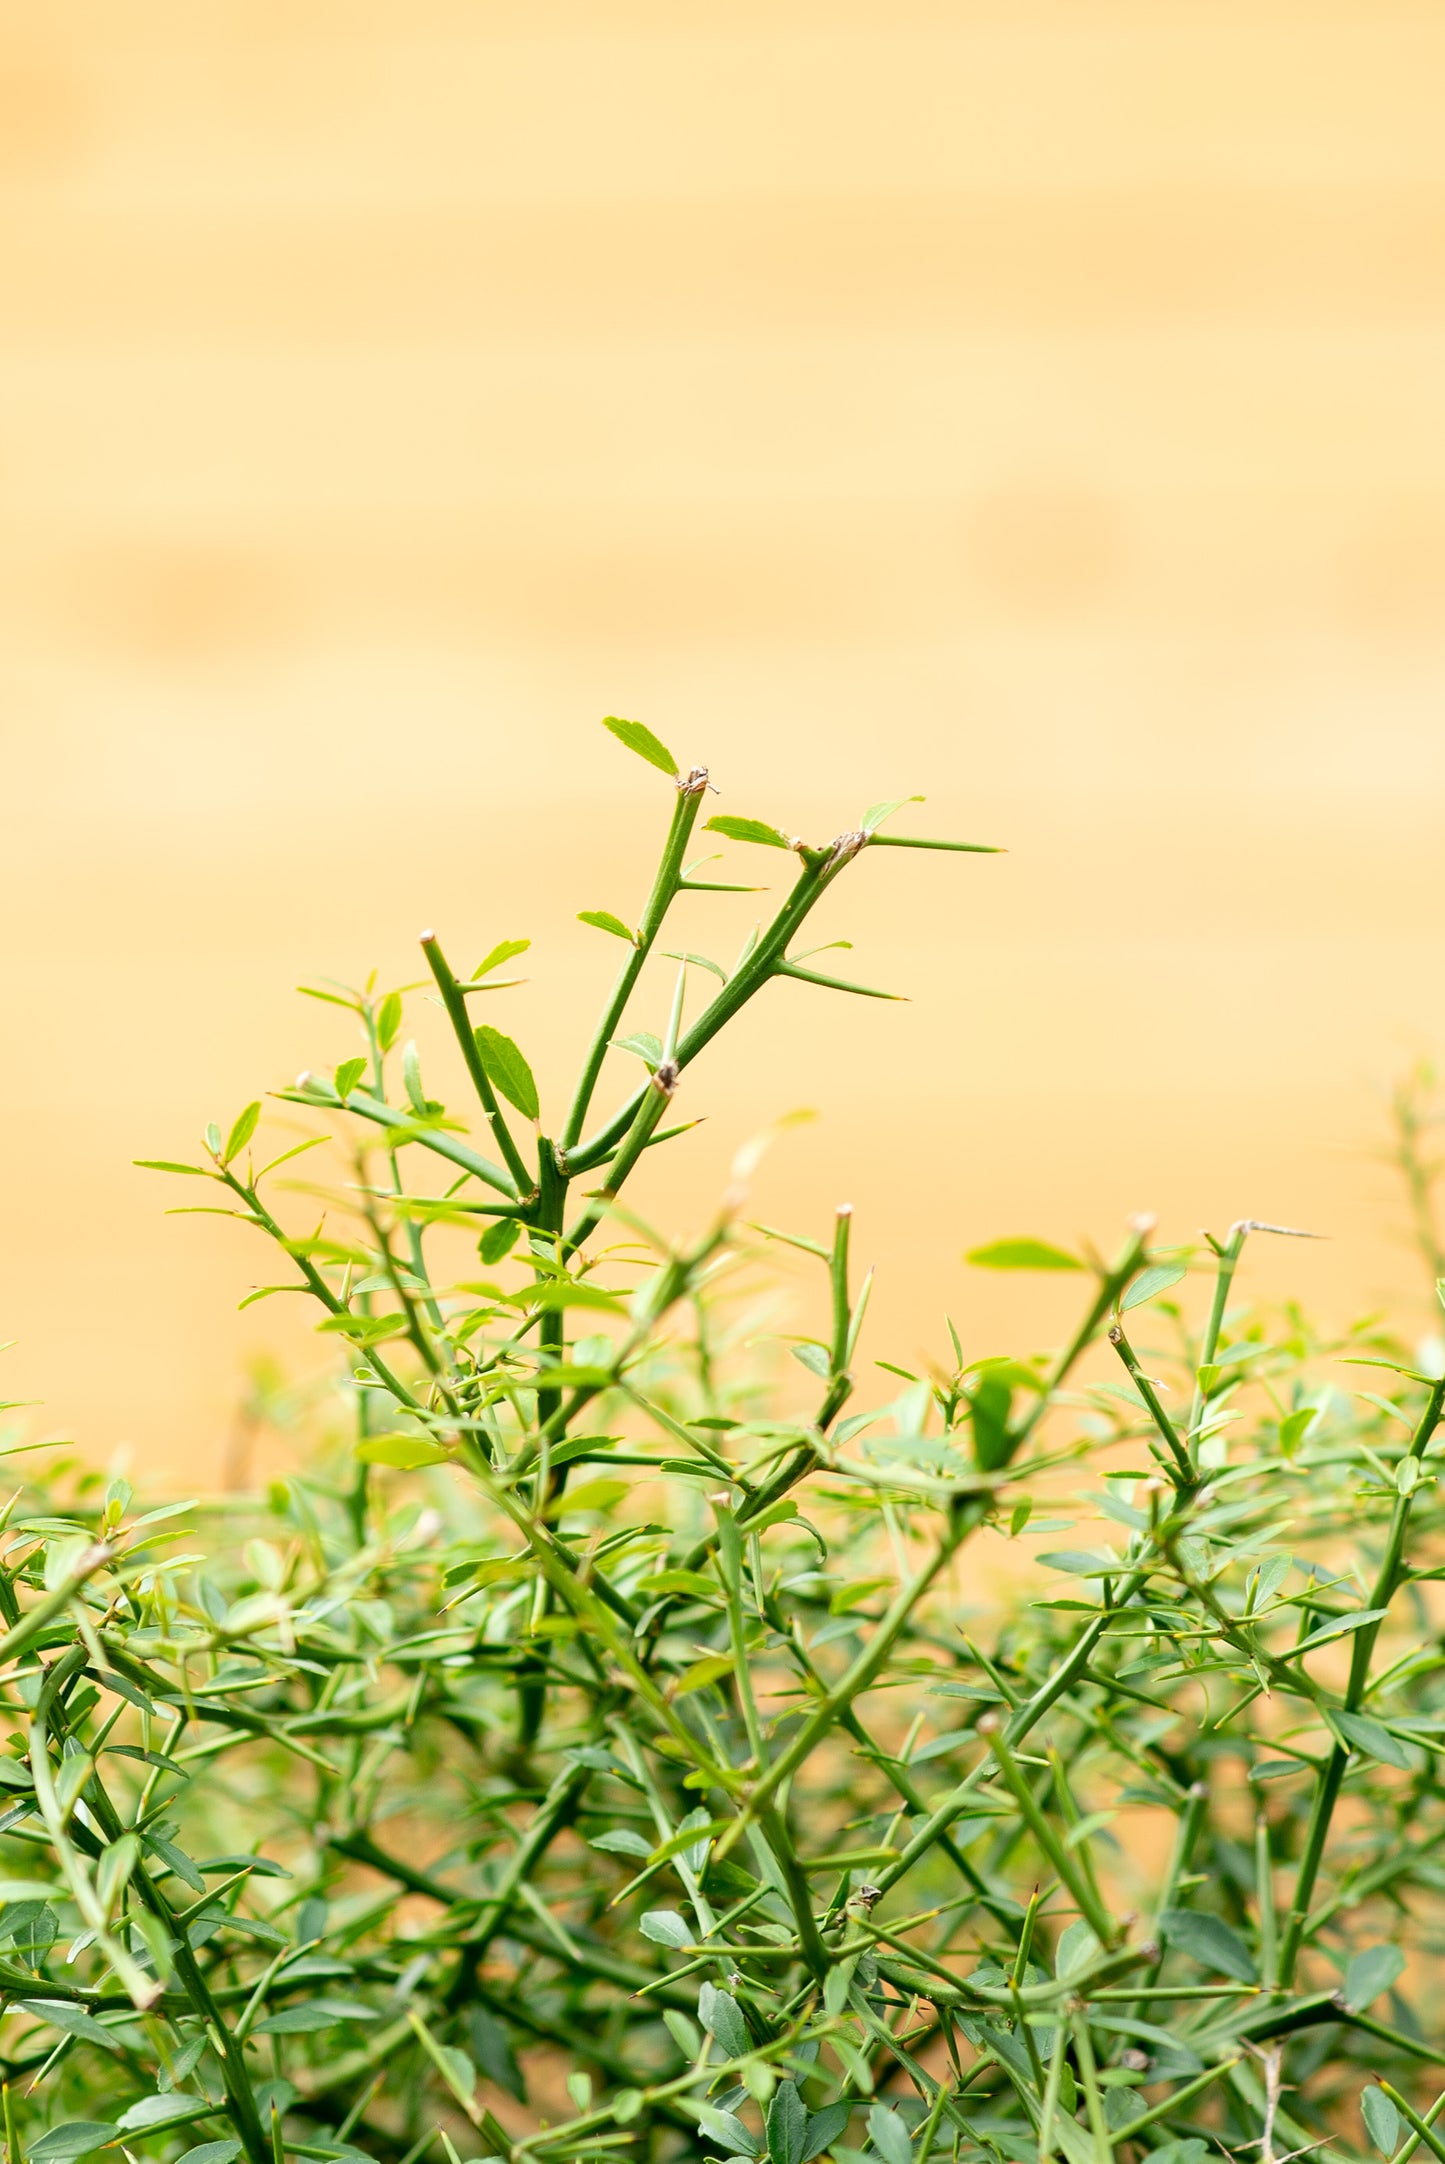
[1290, 1608, 1389, 1656]
[867, 2104, 914, 2164]
[16, 1999, 121, 2051]
[545, 1478, 627, 1518]
[222, 1102, 260, 1165]
[694, 2103, 758, 2156]
[479, 1219, 521, 1265]
[640, 1910, 690, 1948]
[473, 1025, 539, 1120]
[965, 1238, 1084, 1271]
[635, 1569, 718, 1601]
[116, 2095, 213, 2133]
[802, 2104, 851, 2160]
[767, 2081, 808, 2164]
[662, 948, 727, 982]
[603, 715, 678, 776]
[134, 1160, 211, 1177]
[28, 2127, 119, 2162]
[376, 989, 403, 1050]
[578, 911, 636, 944]
[1121, 1262, 1188, 1311]
[472, 937, 531, 980]
[176, 2146, 243, 2164]
[253, 1997, 378, 2037]
[333, 1058, 367, 1101]
[862, 794, 925, 833]
[970, 1369, 1014, 1472]
[1362, 2084, 1400, 2157]
[704, 815, 792, 850]
[401, 1040, 428, 1115]
[1160, 1907, 1257, 1982]
[355, 1434, 450, 1470]
[589, 1829, 651, 1858]
[1334, 1711, 1411, 1770]
[610, 1030, 663, 1071]
[1343, 1943, 1405, 2011]
[698, 1982, 750, 2058]
[1278, 1406, 1318, 1455]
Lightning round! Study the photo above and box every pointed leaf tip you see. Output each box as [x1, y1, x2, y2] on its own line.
[602, 715, 678, 777]
[474, 1024, 540, 1121]
[578, 910, 636, 944]
[704, 814, 793, 849]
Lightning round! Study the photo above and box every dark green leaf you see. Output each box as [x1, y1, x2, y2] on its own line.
[767, 2080, 808, 2164]
[802, 2104, 851, 2161]
[867, 2103, 914, 2164]
[698, 1983, 750, 2058]
[694, 2104, 758, 2156]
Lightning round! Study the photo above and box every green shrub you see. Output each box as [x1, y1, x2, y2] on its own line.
[2, 724, 1444, 2164]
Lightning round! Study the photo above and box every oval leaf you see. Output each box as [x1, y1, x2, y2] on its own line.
[222, 1102, 260, 1164]
[1362, 2085, 1400, 2158]
[1159, 1907, 1257, 1982]
[1343, 1943, 1405, 2012]
[578, 911, 636, 944]
[603, 715, 678, 777]
[28, 2128, 119, 2162]
[471, 937, 531, 980]
[473, 1025, 539, 1121]
[640, 1910, 691, 1948]
[966, 1238, 1084, 1272]
[767, 2081, 808, 2164]
[694, 2104, 758, 2157]
[1121, 1262, 1189, 1312]
[1335, 1710, 1411, 1771]
[355, 1434, 451, 1470]
[703, 815, 792, 850]
[698, 1982, 750, 2058]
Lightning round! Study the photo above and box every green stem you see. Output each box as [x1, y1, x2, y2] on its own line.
[1278, 1373, 1445, 1986]
[561, 769, 709, 1150]
[420, 933, 534, 1195]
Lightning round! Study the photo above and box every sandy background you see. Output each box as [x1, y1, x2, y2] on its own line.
[3, 3, 1444, 1477]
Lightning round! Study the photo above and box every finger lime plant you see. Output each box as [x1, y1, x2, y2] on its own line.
[2, 724, 1445, 2164]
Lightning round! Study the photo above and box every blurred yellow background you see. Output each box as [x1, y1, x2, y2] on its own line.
[3, 2, 1444, 1479]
